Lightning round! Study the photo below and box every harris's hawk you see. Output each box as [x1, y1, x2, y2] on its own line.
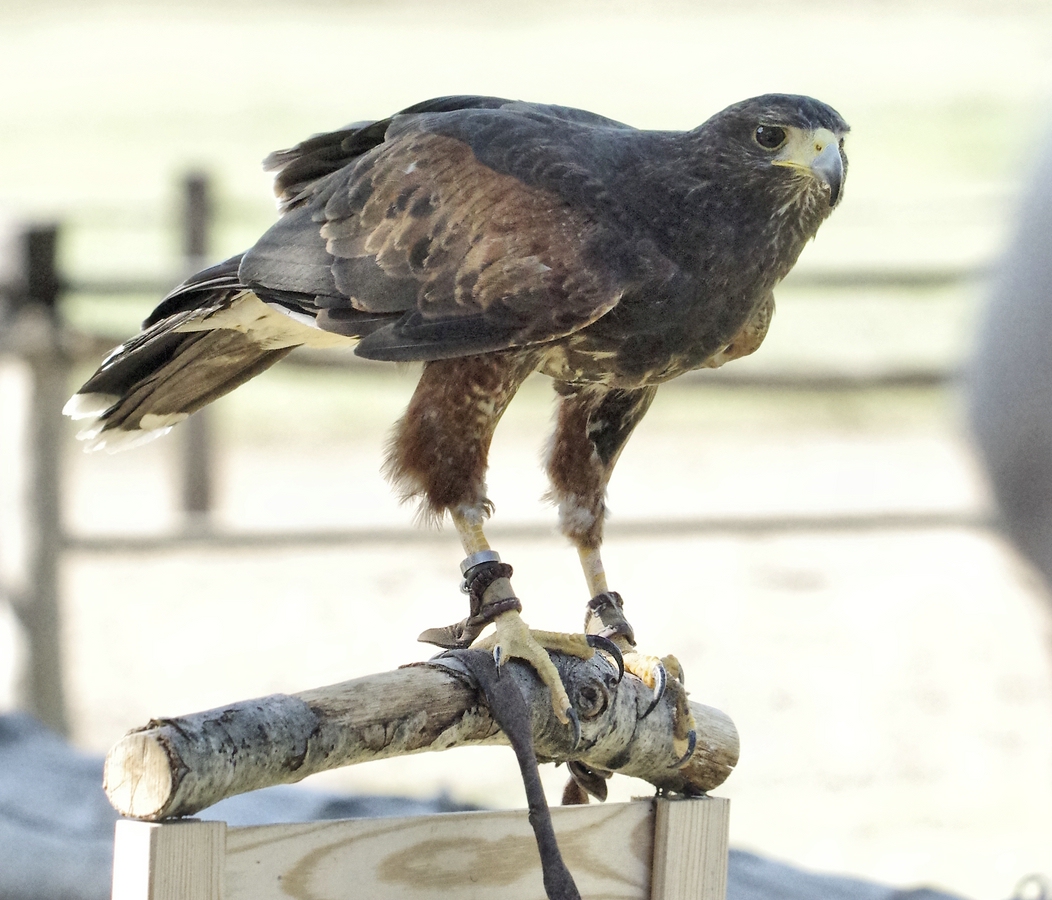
[66, 94, 848, 760]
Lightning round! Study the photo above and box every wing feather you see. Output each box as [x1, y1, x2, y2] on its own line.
[343, 132, 626, 359]
[239, 98, 680, 361]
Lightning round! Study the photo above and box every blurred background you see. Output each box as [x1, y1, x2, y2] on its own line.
[2, 0, 1052, 897]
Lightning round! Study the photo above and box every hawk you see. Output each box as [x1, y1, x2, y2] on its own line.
[66, 94, 848, 760]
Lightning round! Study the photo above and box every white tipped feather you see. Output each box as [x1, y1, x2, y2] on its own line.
[80, 423, 174, 454]
[73, 420, 105, 442]
[66, 292, 349, 455]
[62, 392, 119, 420]
[139, 412, 189, 431]
[66, 388, 189, 454]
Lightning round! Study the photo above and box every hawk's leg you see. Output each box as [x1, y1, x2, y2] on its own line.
[387, 353, 600, 732]
[450, 510, 596, 731]
[547, 383, 696, 762]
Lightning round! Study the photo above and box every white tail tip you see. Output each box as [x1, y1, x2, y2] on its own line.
[78, 423, 177, 453]
[66, 393, 189, 453]
[63, 392, 119, 420]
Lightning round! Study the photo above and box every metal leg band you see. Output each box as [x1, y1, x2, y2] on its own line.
[460, 549, 502, 578]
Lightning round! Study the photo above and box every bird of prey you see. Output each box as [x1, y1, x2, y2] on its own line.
[66, 93, 848, 761]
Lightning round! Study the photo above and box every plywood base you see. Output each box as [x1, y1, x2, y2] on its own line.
[111, 797, 729, 900]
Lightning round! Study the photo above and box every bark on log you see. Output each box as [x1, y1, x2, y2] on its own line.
[104, 650, 738, 821]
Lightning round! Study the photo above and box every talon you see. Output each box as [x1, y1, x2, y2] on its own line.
[640, 661, 667, 719]
[567, 706, 581, 750]
[492, 645, 504, 672]
[586, 634, 624, 682]
[674, 729, 697, 768]
[661, 653, 685, 685]
[567, 760, 609, 802]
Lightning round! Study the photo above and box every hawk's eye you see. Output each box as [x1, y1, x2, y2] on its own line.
[754, 125, 787, 150]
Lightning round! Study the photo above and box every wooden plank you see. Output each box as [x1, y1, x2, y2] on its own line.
[112, 819, 225, 900]
[110, 798, 731, 900]
[223, 801, 656, 900]
[649, 797, 729, 900]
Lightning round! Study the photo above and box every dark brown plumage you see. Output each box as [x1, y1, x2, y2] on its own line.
[66, 93, 848, 750]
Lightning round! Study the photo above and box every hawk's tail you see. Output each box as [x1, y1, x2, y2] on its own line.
[64, 255, 340, 452]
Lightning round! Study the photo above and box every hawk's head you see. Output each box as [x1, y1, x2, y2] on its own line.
[699, 93, 850, 215]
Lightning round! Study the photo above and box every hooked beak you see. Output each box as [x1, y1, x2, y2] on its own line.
[811, 141, 844, 207]
[771, 126, 847, 208]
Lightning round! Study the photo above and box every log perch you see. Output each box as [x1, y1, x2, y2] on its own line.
[104, 650, 738, 820]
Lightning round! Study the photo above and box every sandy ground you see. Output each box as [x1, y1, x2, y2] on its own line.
[0, 370, 1048, 900]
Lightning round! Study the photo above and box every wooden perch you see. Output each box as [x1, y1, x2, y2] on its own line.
[104, 649, 738, 820]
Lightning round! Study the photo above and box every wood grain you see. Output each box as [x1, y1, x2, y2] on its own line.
[650, 797, 730, 900]
[226, 801, 654, 900]
[110, 798, 730, 900]
[112, 819, 224, 900]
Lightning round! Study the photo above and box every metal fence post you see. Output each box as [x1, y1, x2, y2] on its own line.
[180, 172, 215, 522]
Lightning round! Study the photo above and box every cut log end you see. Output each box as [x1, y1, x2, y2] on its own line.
[104, 730, 176, 820]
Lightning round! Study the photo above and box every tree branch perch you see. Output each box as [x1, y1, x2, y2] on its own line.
[104, 649, 738, 820]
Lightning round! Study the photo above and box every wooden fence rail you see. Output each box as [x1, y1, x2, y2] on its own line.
[0, 173, 985, 736]
[64, 265, 986, 296]
[0, 175, 226, 733]
[3, 224, 70, 735]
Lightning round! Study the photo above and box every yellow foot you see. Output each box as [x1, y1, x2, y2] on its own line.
[475, 611, 623, 745]
[623, 651, 697, 766]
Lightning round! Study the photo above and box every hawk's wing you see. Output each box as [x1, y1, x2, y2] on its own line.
[230, 97, 663, 361]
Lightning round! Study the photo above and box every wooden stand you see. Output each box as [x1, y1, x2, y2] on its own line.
[111, 796, 729, 900]
[105, 653, 737, 899]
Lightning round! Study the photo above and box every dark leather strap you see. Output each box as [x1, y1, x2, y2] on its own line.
[453, 649, 581, 900]
[418, 561, 522, 650]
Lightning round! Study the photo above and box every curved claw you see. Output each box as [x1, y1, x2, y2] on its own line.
[492, 645, 503, 678]
[567, 760, 609, 802]
[674, 729, 697, 768]
[586, 634, 624, 682]
[639, 661, 667, 719]
[566, 706, 581, 751]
